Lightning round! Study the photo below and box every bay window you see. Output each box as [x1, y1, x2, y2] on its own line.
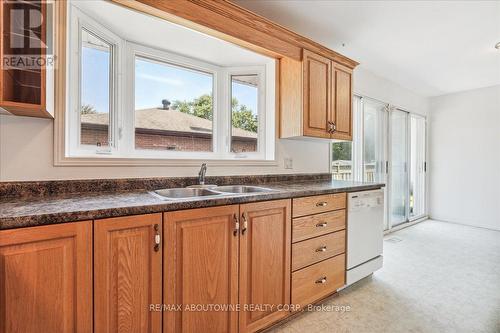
[66, 3, 274, 162]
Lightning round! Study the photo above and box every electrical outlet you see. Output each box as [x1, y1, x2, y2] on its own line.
[284, 157, 293, 169]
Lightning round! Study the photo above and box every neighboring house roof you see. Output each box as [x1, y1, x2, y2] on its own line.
[81, 108, 257, 139]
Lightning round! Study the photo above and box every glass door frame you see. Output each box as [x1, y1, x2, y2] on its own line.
[387, 107, 427, 231]
[388, 107, 410, 228]
[330, 94, 428, 231]
[408, 113, 427, 221]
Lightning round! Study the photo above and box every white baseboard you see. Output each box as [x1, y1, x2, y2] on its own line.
[428, 218, 500, 233]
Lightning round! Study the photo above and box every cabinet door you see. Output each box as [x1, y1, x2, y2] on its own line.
[0, 222, 92, 333]
[94, 214, 162, 333]
[239, 200, 291, 333]
[331, 63, 353, 140]
[0, 0, 53, 118]
[164, 205, 239, 333]
[303, 49, 332, 138]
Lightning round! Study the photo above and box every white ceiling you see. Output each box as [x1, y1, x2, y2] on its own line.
[235, 0, 500, 97]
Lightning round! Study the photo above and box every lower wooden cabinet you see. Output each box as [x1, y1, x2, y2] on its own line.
[164, 200, 291, 333]
[291, 254, 346, 307]
[0, 197, 346, 333]
[0, 222, 92, 333]
[164, 205, 240, 333]
[290, 193, 347, 308]
[94, 213, 163, 333]
[239, 200, 291, 333]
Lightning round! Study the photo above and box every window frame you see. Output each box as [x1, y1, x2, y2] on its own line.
[125, 42, 220, 159]
[64, 4, 275, 164]
[226, 67, 266, 159]
[67, 6, 123, 157]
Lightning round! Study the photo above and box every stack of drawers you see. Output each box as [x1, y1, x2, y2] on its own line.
[291, 193, 347, 307]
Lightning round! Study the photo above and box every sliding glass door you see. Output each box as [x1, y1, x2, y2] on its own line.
[409, 115, 426, 219]
[388, 109, 427, 228]
[389, 109, 409, 226]
[363, 98, 387, 183]
[331, 96, 427, 230]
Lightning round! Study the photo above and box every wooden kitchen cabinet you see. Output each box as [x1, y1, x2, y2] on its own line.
[164, 201, 291, 333]
[239, 200, 291, 333]
[0, 0, 54, 118]
[164, 205, 240, 333]
[331, 63, 353, 140]
[0, 221, 92, 333]
[291, 254, 346, 307]
[302, 49, 332, 139]
[290, 193, 347, 308]
[280, 49, 354, 140]
[94, 214, 163, 333]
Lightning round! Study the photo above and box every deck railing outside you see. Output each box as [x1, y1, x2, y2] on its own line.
[331, 160, 376, 182]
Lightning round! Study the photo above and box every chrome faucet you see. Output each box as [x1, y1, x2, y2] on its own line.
[198, 163, 207, 185]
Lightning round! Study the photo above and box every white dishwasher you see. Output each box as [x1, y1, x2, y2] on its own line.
[346, 189, 384, 286]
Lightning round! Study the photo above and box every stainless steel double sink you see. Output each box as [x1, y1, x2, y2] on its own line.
[152, 185, 276, 200]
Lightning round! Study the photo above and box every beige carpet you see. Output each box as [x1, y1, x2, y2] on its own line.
[270, 220, 500, 333]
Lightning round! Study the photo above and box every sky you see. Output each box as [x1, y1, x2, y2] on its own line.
[81, 48, 258, 116]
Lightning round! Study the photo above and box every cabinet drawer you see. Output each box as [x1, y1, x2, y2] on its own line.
[292, 230, 345, 271]
[292, 210, 345, 243]
[292, 193, 346, 217]
[292, 254, 345, 307]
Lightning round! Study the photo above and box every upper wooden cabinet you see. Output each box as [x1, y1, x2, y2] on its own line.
[0, 0, 53, 118]
[94, 214, 163, 333]
[302, 50, 332, 139]
[332, 63, 353, 140]
[280, 49, 354, 141]
[0, 221, 92, 333]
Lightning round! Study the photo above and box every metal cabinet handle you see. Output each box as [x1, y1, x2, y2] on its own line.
[315, 222, 328, 227]
[327, 121, 333, 133]
[233, 214, 240, 236]
[316, 245, 327, 252]
[315, 276, 327, 284]
[241, 212, 248, 235]
[153, 224, 160, 252]
[316, 201, 328, 207]
[327, 121, 337, 133]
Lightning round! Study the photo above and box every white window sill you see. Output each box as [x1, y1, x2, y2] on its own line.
[54, 154, 278, 167]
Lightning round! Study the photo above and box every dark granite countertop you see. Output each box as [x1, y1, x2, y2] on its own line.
[0, 179, 384, 230]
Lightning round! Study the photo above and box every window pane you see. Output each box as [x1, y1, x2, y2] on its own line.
[332, 142, 353, 181]
[390, 109, 409, 226]
[80, 29, 111, 147]
[363, 99, 386, 182]
[231, 75, 258, 153]
[410, 115, 426, 218]
[134, 56, 213, 152]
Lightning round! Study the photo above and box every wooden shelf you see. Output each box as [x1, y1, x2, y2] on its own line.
[0, 0, 53, 118]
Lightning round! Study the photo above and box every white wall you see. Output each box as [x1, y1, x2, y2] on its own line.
[429, 85, 500, 230]
[0, 67, 429, 182]
[0, 114, 331, 181]
[354, 66, 429, 116]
